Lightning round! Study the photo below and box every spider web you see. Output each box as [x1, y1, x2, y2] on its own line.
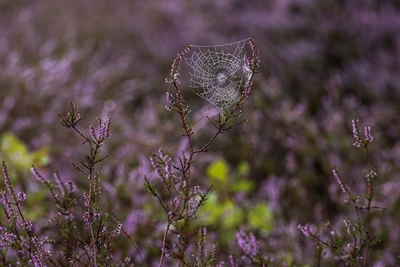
[184, 38, 251, 111]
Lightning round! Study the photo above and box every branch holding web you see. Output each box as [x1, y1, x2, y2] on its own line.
[183, 38, 254, 112]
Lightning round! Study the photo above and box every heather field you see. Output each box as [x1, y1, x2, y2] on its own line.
[1, 0, 400, 266]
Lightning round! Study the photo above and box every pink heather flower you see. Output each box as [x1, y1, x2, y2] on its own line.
[17, 192, 26, 202]
[89, 125, 96, 139]
[22, 220, 33, 232]
[352, 119, 362, 147]
[298, 224, 310, 236]
[0, 191, 7, 206]
[211, 244, 219, 263]
[156, 149, 173, 181]
[244, 53, 251, 70]
[243, 53, 252, 80]
[193, 185, 205, 195]
[166, 46, 190, 84]
[166, 91, 174, 104]
[249, 38, 260, 71]
[365, 169, 377, 181]
[343, 219, 354, 234]
[83, 192, 92, 228]
[99, 118, 111, 140]
[197, 227, 206, 261]
[332, 167, 351, 195]
[165, 92, 175, 111]
[0, 191, 16, 226]
[0, 225, 16, 247]
[53, 172, 65, 196]
[236, 230, 260, 260]
[364, 126, 373, 142]
[243, 81, 252, 98]
[229, 255, 238, 267]
[2, 162, 14, 199]
[31, 251, 46, 267]
[31, 167, 47, 184]
[68, 181, 76, 193]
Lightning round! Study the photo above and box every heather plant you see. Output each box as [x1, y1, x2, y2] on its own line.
[298, 119, 386, 266]
[145, 38, 260, 266]
[0, 103, 131, 266]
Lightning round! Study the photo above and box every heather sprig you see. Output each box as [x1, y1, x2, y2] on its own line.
[147, 41, 258, 266]
[165, 45, 191, 85]
[248, 38, 260, 73]
[192, 227, 223, 267]
[8, 103, 127, 266]
[298, 119, 385, 267]
[0, 161, 56, 266]
[59, 102, 81, 129]
[236, 229, 260, 261]
[57, 103, 119, 265]
[228, 229, 273, 267]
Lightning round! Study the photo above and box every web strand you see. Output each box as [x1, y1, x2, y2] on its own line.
[184, 38, 251, 111]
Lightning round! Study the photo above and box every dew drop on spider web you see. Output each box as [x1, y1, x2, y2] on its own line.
[183, 38, 251, 112]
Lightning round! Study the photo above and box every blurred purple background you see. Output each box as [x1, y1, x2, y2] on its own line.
[1, 0, 400, 265]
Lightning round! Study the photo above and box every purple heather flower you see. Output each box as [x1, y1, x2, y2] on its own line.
[22, 220, 33, 232]
[83, 192, 92, 228]
[193, 185, 205, 196]
[0, 225, 16, 247]
[243, 81, 252, 98]
[2, 162, 14, 199]
[365, 169, 377, 181]
[0, 191, 7, 206]
[166, 91, 174, 104]
[166, 46, 190, 84]
[343, 219, 355, 235]
[151, 149, 174, 183]
[352, 119, 362, 147]
[236, 230, 260, 260]
[31, 167, 47, 184]
[298, 224, 310, 237]
[332, 167, 351, 195]
[211, 244, 219, 263]
[53, 172, 65, 196]
[243, 53, 252, 80]
[89, 125, 96, 139]
[249, 38, 260, 71]
[31, 250, 46, 267]
[197, 227, 206, 261]
[364, 126, 373, 143]
[1, 191, 16, 226]
[17, 191, 26, 202]
[99, 118, 111, 140]
[229, 255, 238, 267]
[68, 181, 76, 193]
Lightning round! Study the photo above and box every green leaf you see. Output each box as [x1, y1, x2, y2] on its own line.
[197, 192, 224, 225]
[230, 180, 255, 193]
[236, 161, 250, 177]
[222, 200, 243, 228]
[0, 133, 31, 170]
[248, 203, 274, 233]
[32, 146, 51, 167]
[206, 158, 229, 184]
[0, 133, 50, 173]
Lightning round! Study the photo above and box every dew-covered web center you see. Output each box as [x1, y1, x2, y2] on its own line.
[216, 71, 228, 86]
[184, 38, 251, 111]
